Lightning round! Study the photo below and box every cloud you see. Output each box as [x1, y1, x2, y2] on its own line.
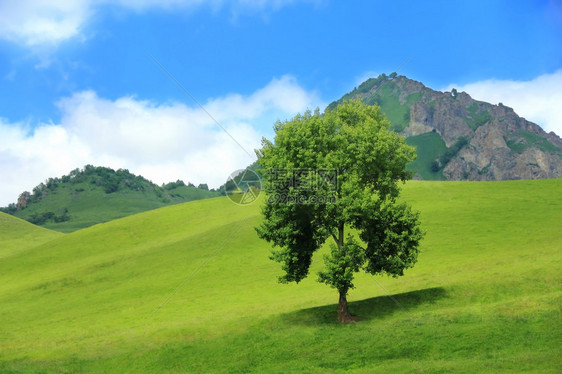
[0, 0, 316, 47]
[443, 70, 562, 137]
[0, 75, 323, 206]
[0, 0, 91, 47]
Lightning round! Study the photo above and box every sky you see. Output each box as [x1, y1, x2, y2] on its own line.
[0, 0, 561, 206]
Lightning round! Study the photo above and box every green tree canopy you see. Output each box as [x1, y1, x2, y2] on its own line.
[256, 99, 424, 322]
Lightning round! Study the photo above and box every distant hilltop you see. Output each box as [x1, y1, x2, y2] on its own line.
[329, 74, 562, 180]
[0, 165, 221, 232]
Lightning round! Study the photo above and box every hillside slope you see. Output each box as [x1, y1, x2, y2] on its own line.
[1, 165, 220, 232]
[330, 74, 562, 181]
[0, 180, 560, 372]
[0, 212, 62, 259]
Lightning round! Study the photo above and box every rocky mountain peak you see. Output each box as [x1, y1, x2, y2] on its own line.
[329, 74, 562, 180]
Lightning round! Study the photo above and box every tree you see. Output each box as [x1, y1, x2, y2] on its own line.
[256, 99, 424, 323]
[430, 160, 440, 173]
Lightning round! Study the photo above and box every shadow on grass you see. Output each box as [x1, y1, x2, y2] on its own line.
[281, 286, 447, 325]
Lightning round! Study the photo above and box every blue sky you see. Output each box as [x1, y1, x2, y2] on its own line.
[0, 0, 561, 205]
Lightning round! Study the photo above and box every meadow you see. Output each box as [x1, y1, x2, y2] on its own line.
[0, 179, 560, 373]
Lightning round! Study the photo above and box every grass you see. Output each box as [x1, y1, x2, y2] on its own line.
[364, 82, 421, 132]
[506, 130, 562, 155]
[327, 75, 425, 133]
[0, 213, 62, 259]
[464, 102, 492, 131]
[406, 131, 447, 180]
[0, 179, 561, 372]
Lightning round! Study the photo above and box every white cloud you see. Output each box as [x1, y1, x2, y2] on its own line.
[0, 0, 91, 47]
[0, 75, 323, 206]
[443, 70, 562, 137]
[0, 0, 316, 47]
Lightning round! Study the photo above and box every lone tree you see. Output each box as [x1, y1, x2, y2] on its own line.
[256, 100, 424, 323]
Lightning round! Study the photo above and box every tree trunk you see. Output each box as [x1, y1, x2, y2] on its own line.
[338, 291, 354, 323]
[336, 221, 355, 323]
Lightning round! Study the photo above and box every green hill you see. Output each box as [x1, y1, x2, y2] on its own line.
[0, 180, 560, 372]
[2, 165, 221, 233]
[0, 212, 62, 259]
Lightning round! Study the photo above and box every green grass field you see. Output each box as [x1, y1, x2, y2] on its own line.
[0, 213, 63, 259]
[0, 180, 560, 372]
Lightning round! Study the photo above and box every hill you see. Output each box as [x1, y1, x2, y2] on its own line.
[0, 179, 560, 372]
[329, 74, 562, 181]
[1, 165, 221, 232]
[0, 212, 62, 259]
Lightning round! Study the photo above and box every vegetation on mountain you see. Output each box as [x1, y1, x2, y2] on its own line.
[436, 136, 470, 170]
[405, 131, 447, 180]
[1, 165, 220, 232]
[256, 100, 423, 322]
[507, 129, 562, 154]
[465, 102, 492, 131]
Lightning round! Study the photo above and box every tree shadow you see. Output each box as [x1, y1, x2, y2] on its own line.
[280, 286, 447, 325]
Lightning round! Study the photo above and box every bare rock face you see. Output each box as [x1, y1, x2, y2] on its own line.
[16, 191, 31, 210]
[442, 118, 562, 180]
[408, 100, 473, 146]
[403, 118, 434, 137]
[445, 147, 562, 181]
[546, 132, 562, 148]
[332, 74, 562, 181]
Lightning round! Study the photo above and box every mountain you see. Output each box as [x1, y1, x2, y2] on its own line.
[1, 165, 221, 232]
[329, 74, 562, 180]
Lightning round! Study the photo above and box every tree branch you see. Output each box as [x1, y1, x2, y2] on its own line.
[338, 221, 344, 249]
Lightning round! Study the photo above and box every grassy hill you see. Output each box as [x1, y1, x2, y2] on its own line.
[0, 212, 62, 259]
[2, 165, 220, 233]
[0, 180, 560, 372]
